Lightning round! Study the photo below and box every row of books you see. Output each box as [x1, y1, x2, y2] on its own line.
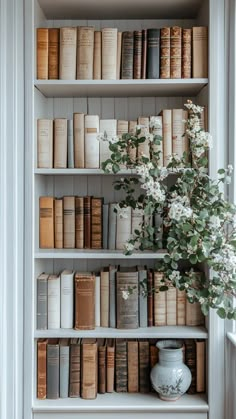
[37, 26, 208, 81]
[37, 338, 206, 399]
[37, 269, 204, 330]
[39, 196, 163, 250]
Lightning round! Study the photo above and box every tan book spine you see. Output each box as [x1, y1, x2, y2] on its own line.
[69, 339, 81, 397]
[102, 28, 118, 80]
[106, 340, 115, 392]
[54, 198, 63, 249]
[39, 196, 54, 248]
[147, 269, 153, 327]
[93, 31, 101, 80]
[59, 27, 77, 80]
[116, 32, 122, 79]
[100, 268, 109, 327]
[117, 120, 129, 168]
[186, 300, 204, 326]
[81, 339, 98, 399]
[53, 118, 67, 168]
[63, 196, 75, 248]
[166, 284, 177, 325]
[128, 341, 139, 392]
[84, 196, 91, 248]
[192, 27, 208, 78]
[37, 119, 53, 168]
[160, 27, 170, 79]
[177, 289, 186, 325]
[172, 109, 185, 159]
[137, 116, 150, 160]
[37, 28, 48, 80]
[75, 197, 84, 249]
[154, 271, 166, 326]
[84, 115, 100, 168]
[182, 28, 192, 78]
[37, 339, 48, 399]
[170, 26, 182, 79]
[196, 340, 206, 392]
[150, 115, 163, 166]
[128, 120, 137, 163]
[161, 109, 172, 166]
[48, 28, 59, 79]
[75, 273, 95, 330]
[98, 340, 106, 394]
[91, 197, 103, 249]
[77, 26, 94, 80]
[73, 113, 85, 168]
[116, 269, 139, 329]
[133, 30, 142, 79]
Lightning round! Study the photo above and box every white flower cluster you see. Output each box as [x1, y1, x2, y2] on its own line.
[141, 177, 166, 203]
[211, 244, 236, 275]
[97, 131, 120, 144]
[122, 290, 130, 300]
[169, 270, 181, 285]
[168, 195, 192, 221]
[184, 101, 204, 114]
[124, 242, 135, 252]
[208, 215, 222, 230]
[149, 116, 162, 130]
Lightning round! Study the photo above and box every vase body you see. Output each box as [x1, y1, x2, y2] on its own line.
[150, 340, 192, 401]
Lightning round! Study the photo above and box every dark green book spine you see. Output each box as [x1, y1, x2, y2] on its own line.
[147, 29, 160, 79]
[121, 31, 134, 79]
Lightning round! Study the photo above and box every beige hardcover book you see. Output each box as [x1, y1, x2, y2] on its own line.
[48, 28, 59, 79]
[150, 115, 163, 166]
[99, 119, 117, 166]
[59, 27, 77, 80]
[116, 32, 122, 79]
[161, 109, 172, 166]
[102, 28, 118, 80]
[154, 271, 166, 326]
[73, 113, 85, 168]
[128, 120, 137, 163]
[100, 267, 109, 327]
[39, 196, 54, 248]
[93, 31, 101, 80]
[75, 197, 84, 249]
[196, 340, 206, 392]
[182, 28, 192, 79]
[37, 28, 48, 79]
[116, 206, 132, 250]
[48, 274, 60, 329]
[106, 339, 115, 392]
[137, 116, 150, 160]
[172, 109, 185, 159]
[186, 300, 204, 326]
[54, 198, 63, 249]
[84, 115, 100, 168]
[54, 118, 67, 168]
[177, 289, 186, 325]
[166, 284, 177, 325]
[81, 338, 98, 399]
[77, 26, 94, 80]
[117, 118, 129, 166]
[128, 341, 139, 393]
[170, 26, 182, 79]
[63, 196, 75, 248]
[192, 27, 208, 78]
[37, 119, 53, 168]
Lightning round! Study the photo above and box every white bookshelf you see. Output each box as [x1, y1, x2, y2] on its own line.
[34, 249, 167, 259]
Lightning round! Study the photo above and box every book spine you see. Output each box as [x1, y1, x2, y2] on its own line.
[37, 28, 48, 79]
[192, 27, 208, 78]
[116, 206, 132, 250]
[37, 119, 53, 168]
[54, 198, 63, 249]
[147, 28, 160, 79]
[63, 196, 75, 248]
[160, 27, 170, 79]
[48, 275, 60, 329]
[108, 203, 117, 250]
[196, 340, 206, 392]
[98, 345, 106, 394]
[116, 272, 139, 329]
[172, 109, 185, 159]
[81, 341, 98, 399]
[37, 274, 48, 330]
[59, 27, 77, 80]
[150, 115, 163, 166]
[128, 341, 139, 392]
[54, 118, 68, 168]
[47, 343, 59, 399]
[59, 345, 70, 398]
[154, 212, 163, 245]
[106, 345, 115, 392]
[93, 31, 102, 80]
[95, 275, 100, 327]
[39, 196, 54, 248]
[75, 274, 95, 330]
[170, 26, 182, 79]
[177, 289, 186, 325]
[121, 31, 134, 79]
[102, 203, 109, 249]
[99, 119, 117, 166]
[138, 269, 148, 328]
[91, 198, 103, 249]
[75, 197, 84, 249]
[84, 115, 100, 168]
[37, 340, 47, 399]
[48, 28, 59, 79]
[73, 113, 85, 168]
[115, 340, 128, 392]
[153, 271, 166, 326]
[139, 341, 150, 393]
[186, 300, 204, 326]
[141, 29, 147, 79]
[133, 30, 142, 79]
[109, 267, 117, 328]
[182, 28, 192, 78]
[84, 196, 91, 248]
[67, 119, 74, 168]
[128, 120, 137, 162]
[137, 116, 150, 161]
[162, 109, 172, 166]
[166, 285, 177, 326]
[69, 343, 81, 397]
[100, 270, 109, 327]
[147, 269, 153, 327]
[60, 271, 74, 328]
[116, 32, 122, 79]
[185, 340, 196, 394]
[131, 208, 143, 248]
[77, 26, 94, 80]
[102, 28, 118, 80]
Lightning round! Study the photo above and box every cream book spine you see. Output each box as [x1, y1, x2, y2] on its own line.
[116, 32, 122, 79]
[192, 26, 208, 78]
[166, 284, 177, 326]
[48, 274, 61, 329]
[162, 109, 172, 166]
[154, 271, 166, 326]
[59, 27, 77, 80]
[99, 119, 117, 166]
[67, 119, 74, 168]
[93, 31, 101, 80]
[102, 28, 118, 80]
[63, 196, 76, 248]
[177, 288, 186, 325]
[37, 119, 53, 168]
[95, 275, 101, 327]
[150, 115, 163, 167]
[137, 116, 150, 160]
[116, 206, 132, 250]
[54, 198, 63, 249]
[118, 120, 129, 168]
[54, 118, 68, 168]
[73, 113, 85, 168]
[172, 109, 185, 160]
[84, 115, 100, 168]
[77, 26, 94, 80]
[60, 270, 74, 329]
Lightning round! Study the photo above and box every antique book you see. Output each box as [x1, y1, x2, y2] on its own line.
[131, 208, 143, 248]
[139, 340, 150, 393]
[63, 196, 75, 248]
[147, 269, 154, 327]
[182, 109, 189, 161]
[186, 300, 204, 326]
[177, 288, 186, 325]
[160, 27, 170, 79]
[154, 212, 163, 245]
[137, 116, 150, 160]
[170, 26, 182, 79]
[116, 267, 139, 329]
[138, 266, 148, 328]
[149, 341, 159, 392]
[185, 339, 196, 394]
[73, 113, 85, 168]
[133, 30, 142, 79]
[74, 272, 95, 330]
[47, 274, 60, 329]
[95, 275, 100, 327]
[53, 118, 67, 168]
[81, 338, 98, 399]
[147, 28, 160, 79]
[154, 271, 166, 326]
[98, 339, 106, 394]
[39, 196, 54, 248]
[60, 270, 74, 329]
[91, 197, 103, 249]
[100, 267, 109, 327]
[84, 115, 100, 168]
[150, 115, 163, 166]
[106, 339, 115, 392]
[172, 109, 186, 159]
[102, 28, 117, 80]
[67, 119, 74, 168]
[102, 203, 109, 249]
[109, 265, 117, 328]
[108, 203, 117, 250]
[117, 119, 128, 168]
[196, 340, 206, 392]
[84, 196, 91, 248]
[48, 28, 59, 79]
[47, 339, 59, 399]
[59, 27, 77, 80]
[121, 31, 134, 79]
[160, 109, 172, 166]
[128, 120, 137, 162]
[37, 273, 48, 330]
[77, 26, 94, 80]
[192, 27, 208, 78]
[54, 198, 63, 249]
[116, 32, 122, 79]
[69, 338, 81, 397]
[128, 340, 139, 392]
[115, 339, 128, 392]
[182, 28, 192, 78]
[59, 338, 70, 398]
[93, 31, 101, 80]
[37, 339, 48, 399]
[37, 119, 53, 168]
[99, 119, 117, 166]
[141, 29, 147, 79]
[37, 28, 48, 79]
[75, 197, 84, 249]
[116, 206, 132, 250]
[166, 284, 177, 326]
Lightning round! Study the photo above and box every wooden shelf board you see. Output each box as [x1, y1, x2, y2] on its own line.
[35, 79, 208, 98]
[35, 249, 167, 259]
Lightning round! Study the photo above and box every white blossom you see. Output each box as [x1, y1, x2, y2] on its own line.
[122, 290, 130, 300]
[209, 215, 221, 230]
[228, 164, 234, 174]
[124, 242, 135, 252]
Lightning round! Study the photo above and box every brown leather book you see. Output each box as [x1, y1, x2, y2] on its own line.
[91, 197, 103, 249]
[147, 269, 153, 327]
[192, 27, 208, 78]
[170, 26, 182, 79]
[37, 28, 48, 79]
[54, 198, 63, 248]
[98, 339, 106, 394]
[74, 272, 95, 330]
[182, 28, 192, 78]
[185, 339, 196, 394]
[196, 340, 206, 392]
[106, 339, 115, 392]
[84, 196, 91, 248]
[141, 29, 147, 79]
[63, 196, 75, 248]
[75, 197, 84, 249]
[160, 27, 170, 79]
[139, 340, 150, 393]
[81, 338, 98, 399]
[39, 196, 54, 248]
[93, 31, 101, 80]
[115, 339, 128, 392]
[48, 28, 59, 79]
[133, 30, 142, 79]
[121, 31, 134, 79]
[128, 340, 139, 392]
[37, 339, 48, 399]
[69, 338, 81, 397]
[150, 343, 159, 369]
[77, 26, 95, 80]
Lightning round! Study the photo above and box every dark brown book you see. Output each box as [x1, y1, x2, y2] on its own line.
[128, 340, 139, 393]
[84, 196, 91, 248]
[149, 343, 159, 392]
[63, 196, 75, 248]
[121, 31, 134, 79]
[147, 269, 154, 327]
[81, 338, 98, 399]
[141, 29, 147, 79]
[37, 28, 48, 79]
[48, 28, 59, 79]
[106, 339, 115, 392]
[69, 338, 81, 397]
[39, 196, 54, 248]
[160, 27, 170, 79]
[37, 339, 48, 399]
[185, 339, 196, 394]
[115, 339, 128, 392]
[74, 272, 95, 330]
[75, 197, 84, 249]
[133, 30, 142, 79]
[91, 197, 103, 249]
[139, 340, 150, 393]
[147, 28, 160, 79]
[170, 26, 182, 79]
[98, 339, 106, 394]
[182, 28, 192, 78]
[196, 340, 206, 392]
[46, 339, 59, 399]
[116, 267, 139, 329]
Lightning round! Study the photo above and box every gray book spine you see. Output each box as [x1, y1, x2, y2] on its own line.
[138, 269, 148, 328]
[59, 346, 70, 398]
[47, 344, 59, 399]
[109, 267, 117, 328]
[116, 271, 139, 329]
[37, 275, 48, 330]
[108, 203, 117, 250]
[154, 212, 163, 243]
[67, 119, 74, 168]
[102, 204, 109, 249]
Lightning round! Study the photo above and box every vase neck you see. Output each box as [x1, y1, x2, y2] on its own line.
[158, 348, 183, 365]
